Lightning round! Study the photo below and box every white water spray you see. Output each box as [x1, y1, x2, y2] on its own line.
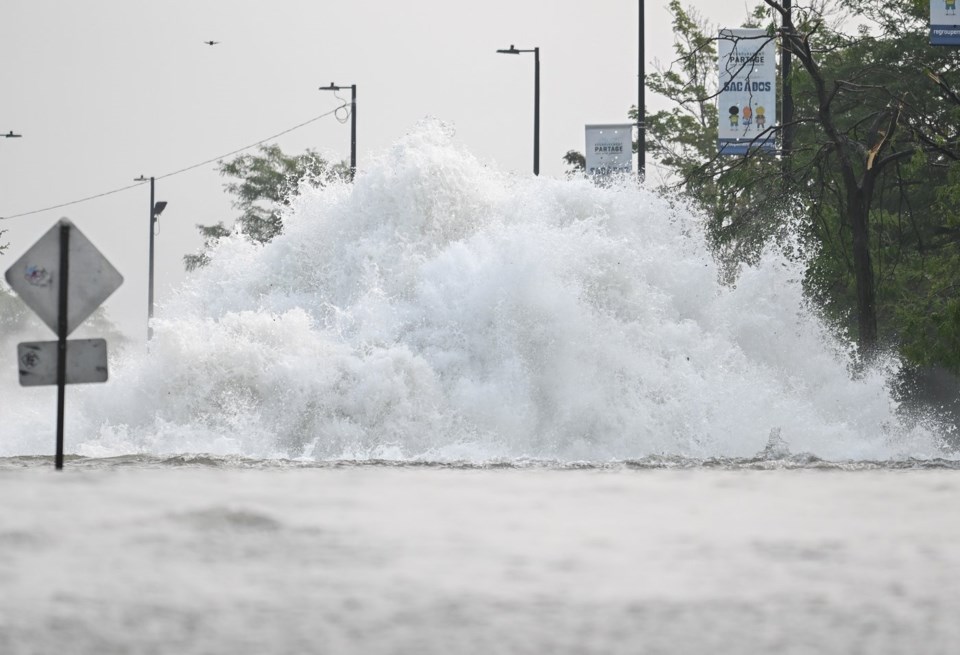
[0, 122, 950, 461]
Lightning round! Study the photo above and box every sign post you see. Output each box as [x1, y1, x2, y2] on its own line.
[55, 223, 70, 469]
[4, 218, 123, 469]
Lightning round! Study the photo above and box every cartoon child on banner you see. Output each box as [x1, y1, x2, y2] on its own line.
[948, 0, 957, 16]
[728, 105, 739, 128]
[741, 104, 753, 129]
[755, 106, 766, 130]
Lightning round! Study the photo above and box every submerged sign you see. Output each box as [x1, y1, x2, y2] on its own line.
[931, 0, 960, 45]
[585, 124, 633, 176]
[717, 28, 777, 156]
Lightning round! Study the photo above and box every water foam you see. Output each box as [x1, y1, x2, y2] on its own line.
[1, 121, 952, 462]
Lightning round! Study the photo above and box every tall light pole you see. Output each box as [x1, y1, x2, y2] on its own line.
[319, 82, 357, 179]
[134, 175, 167, 340]
[638, 1, 646, 180]
[497, 45, 540, 176]
[781, 0, 794, 171]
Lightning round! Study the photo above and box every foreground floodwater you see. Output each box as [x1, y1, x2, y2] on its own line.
[2, 124, 958, 653]
[1, 462, 959, 654]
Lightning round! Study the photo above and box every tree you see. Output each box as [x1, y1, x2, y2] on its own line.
[184, 144, 347, 270]
[562, 149, 585, 177]
[635, 1, 792, 275]
[634, 0, 960, 370]
[765, 0, 960, 359]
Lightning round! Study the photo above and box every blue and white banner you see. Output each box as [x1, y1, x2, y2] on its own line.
[717, 28, 777, 156]
[931, 0, 960, 45]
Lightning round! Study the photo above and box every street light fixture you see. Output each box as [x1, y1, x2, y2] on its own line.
[319, 82, 357, 180]
[496, 45, 540, 176]
[3, 130, 22, 138]
[133, 175, 168, 340]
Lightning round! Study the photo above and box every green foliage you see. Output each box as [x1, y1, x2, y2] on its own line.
[184, 144, 347, 270]
[183, 222, 232, 272]
[219, 144, 342, 244]
[562, 150, 585, 177]
[642, 0, 718, 176]
[642, 0, 960, 371]
[639, 1, 791, 273]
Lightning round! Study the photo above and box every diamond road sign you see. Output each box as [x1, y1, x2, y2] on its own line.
[4, 219, 123, 336]
[17, 339, 109, 386]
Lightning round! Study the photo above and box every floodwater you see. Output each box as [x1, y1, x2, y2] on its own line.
[1, 460, 959, 654]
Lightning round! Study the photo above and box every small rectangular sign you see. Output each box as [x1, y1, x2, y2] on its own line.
[931, 0, 960, 45]
[585, 124, 634, 176]
[17, 339, 109, 386]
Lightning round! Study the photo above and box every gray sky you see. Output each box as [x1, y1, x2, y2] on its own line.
[1, 0, 753, 340]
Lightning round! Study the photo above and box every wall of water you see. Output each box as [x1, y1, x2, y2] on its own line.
[0, 122, 951, 462]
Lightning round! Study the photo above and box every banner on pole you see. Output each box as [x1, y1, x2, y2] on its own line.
[585, 124, 634, 176]
[931, 0, 960, 45]
[717, 28, 777, 156]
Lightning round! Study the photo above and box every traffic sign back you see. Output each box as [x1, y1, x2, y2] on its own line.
[4, 219, 123, 336]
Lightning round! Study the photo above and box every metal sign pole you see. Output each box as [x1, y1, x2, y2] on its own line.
[6, 218, 124, 469]
[55, 223, 70, 470]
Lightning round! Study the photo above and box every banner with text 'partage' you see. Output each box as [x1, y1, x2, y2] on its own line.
[584, 124, 634, 176]
[717, 28, 777, 156]
[931, 0, 960, 45]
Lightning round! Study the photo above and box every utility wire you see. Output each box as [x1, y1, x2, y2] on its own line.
[0, 105, 347, 221]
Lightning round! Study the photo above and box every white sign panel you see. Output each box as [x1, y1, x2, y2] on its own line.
[931, 0, 960, 45]
[717, 28, 777, 156]
[4, 219, 123, 336]
[17, 339, 109, 386]
[585, 124, 634, 175]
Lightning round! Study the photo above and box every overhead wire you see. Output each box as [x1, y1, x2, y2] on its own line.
[332, 89, 352, 124]
[0, 104, 348, 221]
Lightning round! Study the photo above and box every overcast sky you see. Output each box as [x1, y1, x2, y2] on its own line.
[1, 0, 758, 341]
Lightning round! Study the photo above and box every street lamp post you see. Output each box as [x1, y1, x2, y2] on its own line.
[133, 175, 167, 340]
[497, 45, 540, 176]
[781, 0, 794, 169]
[319, 82, 357, 179]
[638, 1, 646, 180]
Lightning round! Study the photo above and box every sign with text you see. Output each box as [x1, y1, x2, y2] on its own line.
[931, 0, 960, 45]
[585, 124, 634, 176]
[717, 28, 777, 156]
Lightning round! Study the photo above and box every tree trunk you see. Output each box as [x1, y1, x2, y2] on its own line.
[847, 186, 878, 356]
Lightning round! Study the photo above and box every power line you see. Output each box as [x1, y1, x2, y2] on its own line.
[0, 105, 346, 221]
